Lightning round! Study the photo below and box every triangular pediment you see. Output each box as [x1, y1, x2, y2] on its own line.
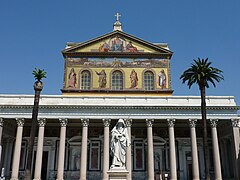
[62, 31, 173, 56]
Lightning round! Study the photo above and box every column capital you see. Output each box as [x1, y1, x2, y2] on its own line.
[167, 119, 175, 127]
[59, 118, 68, 127]
[102, 119, 111, 127]
[38, 118, 46, 127]
[16, 118, 24, 127]
[125, 119, 132, 127]
[189, 119, 197, 128]
[0, 118, 4, 127]
[81, 119, 89, 127]
[231, 118, 240, 128]
[210, 119, 218, 128]
[146, 119, 154, 127]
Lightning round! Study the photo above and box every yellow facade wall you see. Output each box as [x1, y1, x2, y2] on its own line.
[65, 67, 169, 89]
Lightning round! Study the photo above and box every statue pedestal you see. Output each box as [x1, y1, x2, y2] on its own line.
[107, 167, 129, 180]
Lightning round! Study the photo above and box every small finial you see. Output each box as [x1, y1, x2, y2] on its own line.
[113, 12, 122, 31]
[115, 12, 121, 21]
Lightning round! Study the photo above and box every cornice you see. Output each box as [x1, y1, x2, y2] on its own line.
[63, 52, 172, 59]
[62, 30, 173, 55]
[61, 88, 174, 94]
[0, 105, 239, 111]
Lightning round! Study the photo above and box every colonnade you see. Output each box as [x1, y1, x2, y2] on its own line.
[0, 118, 237, 180]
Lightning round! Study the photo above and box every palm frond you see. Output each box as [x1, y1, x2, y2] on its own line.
[32, 68, 47, 81]
[180, 58, 224, 89]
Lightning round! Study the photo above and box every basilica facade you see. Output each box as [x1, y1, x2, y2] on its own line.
[0, 16, 239, 180]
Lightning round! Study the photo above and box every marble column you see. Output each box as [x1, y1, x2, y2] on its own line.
[126, 119, 132, 180]
[11, 118, 25, 180]
[80, 119, 89, 180]
[57, 118, 68, 180]
[0, 118, 4, 166]
[231, 118, 240, 179]
[4, 138, 14, 177]
[33, 118, 46, 180]
[102, 119, 111, 180]
[210, 119, 222, 180]
[146, 119, 154, 180]
[189, 119, 200, 180]
[167, 119, 177, 180]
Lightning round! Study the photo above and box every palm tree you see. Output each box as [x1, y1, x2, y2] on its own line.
[180, 58, 223, 180]
[25, 68, 46, 180]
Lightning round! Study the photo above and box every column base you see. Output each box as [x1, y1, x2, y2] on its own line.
[108, 167, 128, 180]
[10, 178, 18, 180]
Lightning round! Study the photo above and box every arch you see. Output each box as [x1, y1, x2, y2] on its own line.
[111, 70, 124, 90]
[143, 70, 155, 90]
[79, 69, 92, 90]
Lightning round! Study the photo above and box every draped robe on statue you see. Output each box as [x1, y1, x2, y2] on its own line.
[110, 119, 130, 168]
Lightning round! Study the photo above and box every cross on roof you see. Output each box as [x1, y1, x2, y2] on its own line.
[115, 12, 121, 21]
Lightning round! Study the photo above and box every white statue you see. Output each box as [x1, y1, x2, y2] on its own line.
[110, 119, 130, 168]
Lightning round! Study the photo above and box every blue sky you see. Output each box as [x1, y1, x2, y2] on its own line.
[0, 1, 240, 104]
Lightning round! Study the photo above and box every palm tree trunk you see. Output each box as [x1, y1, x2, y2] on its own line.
[25, 84, 42, 180]
[200, 86, 210, 180]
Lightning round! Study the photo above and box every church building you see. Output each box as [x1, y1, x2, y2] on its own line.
[0, 14, 239, 180]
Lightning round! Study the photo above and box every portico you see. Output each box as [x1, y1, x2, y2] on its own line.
[0, 95, 239, 180]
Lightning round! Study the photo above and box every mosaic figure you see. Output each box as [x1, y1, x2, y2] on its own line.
[96, 70, 107, 88]
[68, 68, 77, 88]
[158, 70, 166, 88]
[130, 69, 138, 88]
[126, 41, 138, 52]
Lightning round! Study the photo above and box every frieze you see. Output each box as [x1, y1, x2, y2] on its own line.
[67, 57, 168, 68]
[1, 105, 238, 111]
